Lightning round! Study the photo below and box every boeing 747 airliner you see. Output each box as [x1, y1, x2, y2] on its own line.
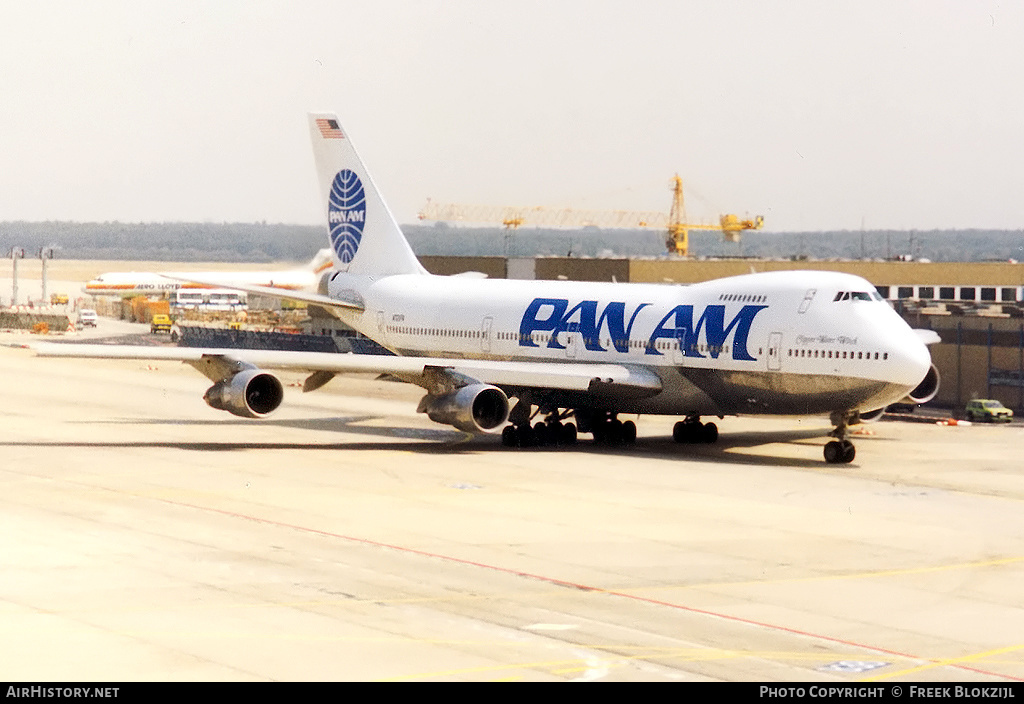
[36, 113, 939, 464]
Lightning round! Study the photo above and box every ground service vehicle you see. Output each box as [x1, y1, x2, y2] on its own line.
[965, 399, 1013, 423]
[150, 314, 173, 334]
[77, 309, 97, 328]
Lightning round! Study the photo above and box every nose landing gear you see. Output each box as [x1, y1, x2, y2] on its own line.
[825, 411, 857, 464]
[823, 439, 856, 464]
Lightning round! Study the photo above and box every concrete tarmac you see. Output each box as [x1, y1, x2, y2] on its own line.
[1, 339, 1023, 682]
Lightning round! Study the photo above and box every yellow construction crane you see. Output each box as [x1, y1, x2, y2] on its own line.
[417, 202, 666, 230]
[417, 176, 764, 257]
[664, 175, 764, 256]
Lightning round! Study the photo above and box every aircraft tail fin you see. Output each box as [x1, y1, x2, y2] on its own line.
[308, 113, 426, 277]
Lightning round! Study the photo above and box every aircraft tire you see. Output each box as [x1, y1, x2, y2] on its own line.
[824, 441, 843, 464]
[592, 419, 619, 445]
[533, 422, 550, 447]
[621, 420, 637, 444]
[840, 440, 856, 463]
[673, 420, 707, 444]
[560, 423, 578, 445]
[517, 425, 535, 448]
[501, 425, 517, 447]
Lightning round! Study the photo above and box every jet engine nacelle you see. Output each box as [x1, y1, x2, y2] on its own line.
[904, 363, 940, 405]
[419, 383, 510, 433]
[857, 407, 886, 423]
[204, 369, 285, 418]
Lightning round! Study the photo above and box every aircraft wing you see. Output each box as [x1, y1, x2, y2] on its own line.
[32, 344, 663, 397]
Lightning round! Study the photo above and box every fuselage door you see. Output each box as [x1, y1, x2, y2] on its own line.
[563, 321, 579, 359]
[798, 289, 816, 314]
[481, 316, 493, 354]
[767, 332, 782, 371]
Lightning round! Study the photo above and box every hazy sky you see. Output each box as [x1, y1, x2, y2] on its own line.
[2, 1, 1022, 231]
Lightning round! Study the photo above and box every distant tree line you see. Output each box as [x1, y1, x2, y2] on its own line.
[0, 222, 323, 263]
[1, 221, 1022, 263]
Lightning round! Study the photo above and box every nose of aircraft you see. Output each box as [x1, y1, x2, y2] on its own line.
[904, 332, 933, 380]
[886, 327, 938, 402]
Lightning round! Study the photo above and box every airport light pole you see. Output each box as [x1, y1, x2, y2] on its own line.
[9, 247, 25, 306]
[39, 247, 56, 304]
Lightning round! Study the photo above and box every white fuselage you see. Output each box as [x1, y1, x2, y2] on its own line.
[327, 269, 933, 418]
[83, 269, 322, 296]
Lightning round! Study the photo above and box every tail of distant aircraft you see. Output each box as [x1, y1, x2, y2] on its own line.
[306, 248, 335, 275]
[308, 113, 426, 277]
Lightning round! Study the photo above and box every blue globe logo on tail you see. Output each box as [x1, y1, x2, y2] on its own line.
[328, 169, 366, 265]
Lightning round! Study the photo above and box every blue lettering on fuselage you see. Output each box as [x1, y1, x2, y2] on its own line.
[518, 298, 650, 352]
[518, 297, 767, 360]
[519, 298, 567, 347]
[645, 304, 767, 361]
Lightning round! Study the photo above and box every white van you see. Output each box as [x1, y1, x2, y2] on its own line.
[77, 309, 98, 328]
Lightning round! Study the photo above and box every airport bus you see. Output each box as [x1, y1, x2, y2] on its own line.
[171, 289, 247, 311]
[205, 290, 247, 311]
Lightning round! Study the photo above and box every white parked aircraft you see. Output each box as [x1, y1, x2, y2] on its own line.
[82, 250, 334, 296]
[37, 113, 939, 464]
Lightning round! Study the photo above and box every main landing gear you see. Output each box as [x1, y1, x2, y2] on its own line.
[501, 402, 579, 448]
[824, 411, 857, 464]
[501, 417, 578, 448]
[499, 404, 638, 448]
[583, 411, 637, 446]
[498, 402, 723, 450]
[672, 416, 718, 444]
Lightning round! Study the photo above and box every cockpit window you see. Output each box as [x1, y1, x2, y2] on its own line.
[833, 291, 882, 302]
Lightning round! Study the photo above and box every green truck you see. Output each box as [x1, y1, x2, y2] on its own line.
[965, 399, 1014, 423]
